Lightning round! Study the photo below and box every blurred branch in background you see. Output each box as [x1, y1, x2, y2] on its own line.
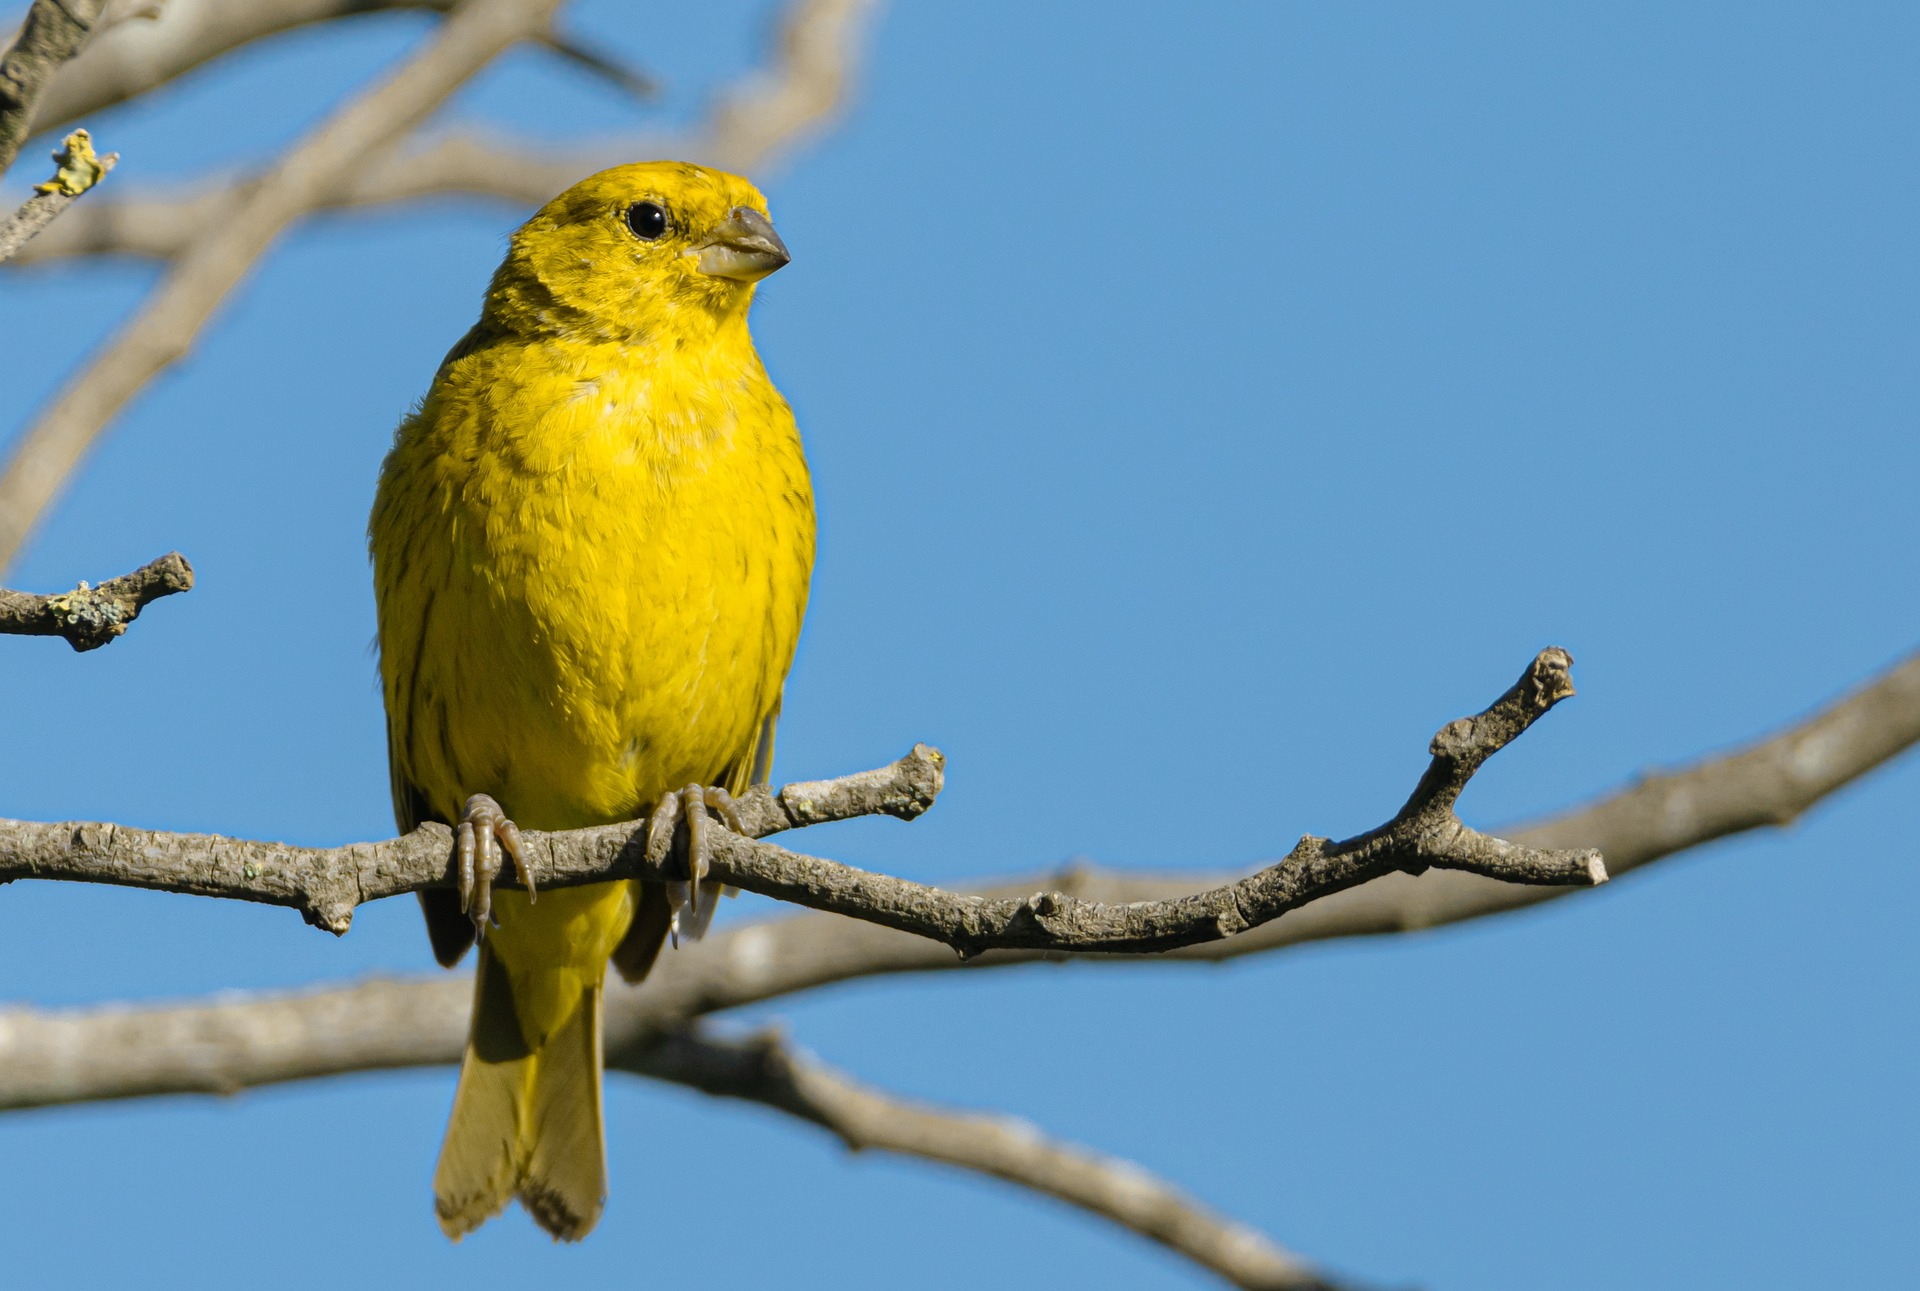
[0, 1, 116, 264]
[0, 0, 108, 177]
[15, 0, 659, 134]
[8, 0, 879, 267]
[0, 0, 881, 570]
[0, 983, 1354, 1291]
[0, 0, 566, 573]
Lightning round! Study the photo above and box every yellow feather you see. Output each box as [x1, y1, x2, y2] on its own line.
[370, 161, 815, 1240]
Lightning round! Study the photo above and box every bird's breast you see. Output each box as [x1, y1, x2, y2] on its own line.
[377, 343, 814, 830]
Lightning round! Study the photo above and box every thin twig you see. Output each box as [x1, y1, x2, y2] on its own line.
[0, 126, 116, 264]
[0, 0, 108, 179]
[0, 550, 191, 650]
[0, 652, 1603, 949]
[9, 0, 886, 266]
[0, 0, 563, 573]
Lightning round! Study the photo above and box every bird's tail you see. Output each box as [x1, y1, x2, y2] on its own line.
[434, 943, 607, 1241]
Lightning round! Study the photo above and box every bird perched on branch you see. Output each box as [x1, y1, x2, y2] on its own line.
[369, 161, 814, 1240]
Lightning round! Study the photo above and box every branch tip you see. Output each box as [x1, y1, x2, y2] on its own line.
[0, 550, 194, 649]
[33, 128, 117, 197]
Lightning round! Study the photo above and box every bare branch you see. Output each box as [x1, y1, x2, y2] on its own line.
[690, 0, 881, 174]
[618, 642, 1920, 1022]
[0, 0, 564, 572]
[0, 0, 108, 178]
[3, 647, 1912, 1277]
[4, 642, 1906, 1058]
[0, 982, 1352, 1291]
[10, 0, 885, 266]
[0, 549, 190, 649]
[629, 1028, 1360, 1291]
[0, 653, 1602, 950]
[0, 125, 115, 263]
[0, 745, 949, 931]
[17, 0, 653, 137]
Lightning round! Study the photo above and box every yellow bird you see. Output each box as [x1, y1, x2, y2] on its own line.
[369, 161, 814, 1240]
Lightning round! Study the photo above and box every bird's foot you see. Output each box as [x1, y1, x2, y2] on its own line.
[454, 792, 536, 937]
[646, 783, 746, 944]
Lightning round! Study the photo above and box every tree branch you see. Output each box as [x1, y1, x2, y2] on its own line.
[0, 651, 1603, 951]
[0, 549, 190, 649]
[593, 642, 1920, 1030]
[0, 980, 1355, 1290]
[2, 641, 1907, 1063]
[0, 0, 107, 179]
[0, 125, 116, 264]
[15, 0, 655, 138]
[0, 0, 563, 573]
[629, 1028, 1362, 1291]
[8, 0, 885, 266]
[5, 647, 1913, 1276]
[0, 744, 949, 930]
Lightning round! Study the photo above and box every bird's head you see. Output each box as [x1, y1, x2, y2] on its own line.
[485, 161, 790, 344]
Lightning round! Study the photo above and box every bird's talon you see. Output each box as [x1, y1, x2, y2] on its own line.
[650, 783, 745, 934]
[453, 793, 528, 938]
[702, 785, 748, 835]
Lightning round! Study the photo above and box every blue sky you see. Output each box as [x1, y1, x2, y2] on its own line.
[1, 2, 1916, 1286]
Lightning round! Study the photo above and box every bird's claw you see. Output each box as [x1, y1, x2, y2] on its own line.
[453, 792, 535, 938]
[646, 783, 746, 945]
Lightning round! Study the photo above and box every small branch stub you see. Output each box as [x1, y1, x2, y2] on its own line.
[0, 550, 194, 650]
[33, 128, 118, 197]
[0, 128, 119, 264]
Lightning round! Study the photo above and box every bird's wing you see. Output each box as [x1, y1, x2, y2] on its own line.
[388, 711, 477, 968]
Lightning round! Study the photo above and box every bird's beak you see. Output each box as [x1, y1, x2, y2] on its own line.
[696, 207, 790, 282]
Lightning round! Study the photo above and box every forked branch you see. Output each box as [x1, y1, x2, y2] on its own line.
[0, 651, 1603, 952]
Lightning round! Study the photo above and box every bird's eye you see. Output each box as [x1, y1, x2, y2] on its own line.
[625, 201, 670, 241]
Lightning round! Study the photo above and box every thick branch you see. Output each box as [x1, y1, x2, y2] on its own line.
[0, 653, 1601, 950]
[9, 0, 885, 266]
[0, 126, 116, 264]
[0, 549, 191, 649]
[17, 0, 653, 137]
[0, 0, 562, 572]
[0, 0, 107, 179]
